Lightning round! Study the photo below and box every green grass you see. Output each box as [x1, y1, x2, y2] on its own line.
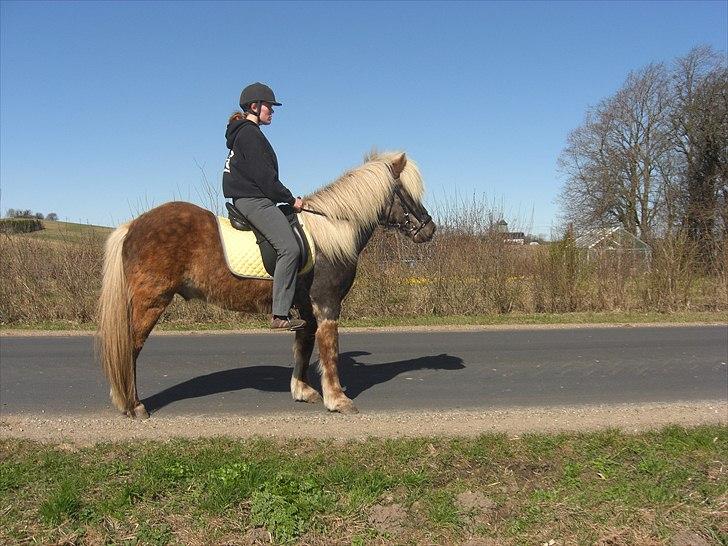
[39, 479, 82, 525]
[16, 219, 112, 244]
[1, 310, 726, 332]
[1, 426, 726, 545]
[339, 310, 728, 328]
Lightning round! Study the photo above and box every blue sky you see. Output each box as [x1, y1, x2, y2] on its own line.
[1, 1, 726, 236]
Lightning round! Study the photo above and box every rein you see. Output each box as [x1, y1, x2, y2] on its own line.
[302, 167, 432, 236]
[300, 207, 329, 217]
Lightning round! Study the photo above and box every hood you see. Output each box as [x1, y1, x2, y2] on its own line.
[225, 118, 255, 149]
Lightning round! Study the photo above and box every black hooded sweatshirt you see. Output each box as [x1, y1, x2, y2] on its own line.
[222, 119, 295, 205]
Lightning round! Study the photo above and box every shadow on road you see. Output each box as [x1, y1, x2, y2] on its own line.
[337, 351, 465, 398]
[142, 351, 465, 414]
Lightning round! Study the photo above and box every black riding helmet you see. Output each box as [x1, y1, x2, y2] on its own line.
[239, 82, 281, 115]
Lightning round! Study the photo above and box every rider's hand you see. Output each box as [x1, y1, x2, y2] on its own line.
[293, 197, 303, 213]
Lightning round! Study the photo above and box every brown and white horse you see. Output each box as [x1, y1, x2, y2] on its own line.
[96, 152, 435, 418]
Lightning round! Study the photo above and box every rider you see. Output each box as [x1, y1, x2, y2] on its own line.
[222, 82, 306, 331]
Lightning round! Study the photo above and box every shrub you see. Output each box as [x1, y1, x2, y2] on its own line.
[0, 218, 43, 234]
[0, 205, 725, 326]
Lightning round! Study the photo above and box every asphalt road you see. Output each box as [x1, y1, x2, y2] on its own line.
[1, 326, 726, 417]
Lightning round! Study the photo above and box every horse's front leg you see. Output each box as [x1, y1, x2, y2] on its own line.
[291, 324, 322, 404]
[315, 318, 358, 414]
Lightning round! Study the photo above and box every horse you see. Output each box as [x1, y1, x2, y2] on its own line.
[96, 151, 436, 418]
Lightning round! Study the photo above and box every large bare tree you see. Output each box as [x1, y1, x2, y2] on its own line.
[668, 46, 728, 263]
[559, 64, 672, 239]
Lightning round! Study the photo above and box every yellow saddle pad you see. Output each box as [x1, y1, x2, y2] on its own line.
[216, 216, 315, 280]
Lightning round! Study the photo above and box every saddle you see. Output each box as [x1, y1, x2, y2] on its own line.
[216, 202, 314, 279]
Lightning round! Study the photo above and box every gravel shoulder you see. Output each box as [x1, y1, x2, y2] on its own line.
[2, 401, 725, 445]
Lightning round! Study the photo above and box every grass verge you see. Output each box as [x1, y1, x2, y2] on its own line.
[1, 310, 726, 332]
[1, 426, 726, 545]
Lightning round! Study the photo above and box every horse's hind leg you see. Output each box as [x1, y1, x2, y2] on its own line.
[127, 292, 173, 419]
[291, 307, 321, 403]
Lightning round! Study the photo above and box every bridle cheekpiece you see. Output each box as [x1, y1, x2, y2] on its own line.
[379, 169, 433, 238]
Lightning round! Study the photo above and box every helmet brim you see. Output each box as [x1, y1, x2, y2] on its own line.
[241, 100, 282, 108]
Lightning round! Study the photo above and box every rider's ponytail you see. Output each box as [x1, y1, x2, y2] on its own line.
[228, 111, 244, 123]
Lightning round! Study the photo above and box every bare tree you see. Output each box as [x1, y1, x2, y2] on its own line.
[559, 64, 672, 239]
[668, 45, 728, 263]
[46, 212, 58, 221]
[11, 209, 34, 218]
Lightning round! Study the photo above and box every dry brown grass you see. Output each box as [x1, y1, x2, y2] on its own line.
[344, 228, 726, 320]
[1, 209, 726, 327]
[0, 233, 104, 324]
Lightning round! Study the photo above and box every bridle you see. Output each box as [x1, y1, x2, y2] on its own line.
[379, 175, 433, 238]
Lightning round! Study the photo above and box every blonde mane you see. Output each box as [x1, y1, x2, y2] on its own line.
[302, 151, 425, 262]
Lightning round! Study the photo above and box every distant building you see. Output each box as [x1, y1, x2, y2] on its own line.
[494, 220, 525, 245]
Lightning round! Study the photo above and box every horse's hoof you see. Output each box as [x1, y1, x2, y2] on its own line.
[294, 390, 322, 404]
[292, 383, 322, 404]
[135, 404, 150, 419]
[126, 403, 150, 419]
[328, 399, 359, 415]
[304, 391, 323, 404]
[338, 403, 359, 415]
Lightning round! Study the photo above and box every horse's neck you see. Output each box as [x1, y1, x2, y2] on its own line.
[354, 189, 391, 254]
[355, 224, 377, 256]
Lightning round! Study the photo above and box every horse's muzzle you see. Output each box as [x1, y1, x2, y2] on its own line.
[412, 220, 436, 243]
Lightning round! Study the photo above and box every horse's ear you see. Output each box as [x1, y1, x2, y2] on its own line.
[391, 153, 407, 178]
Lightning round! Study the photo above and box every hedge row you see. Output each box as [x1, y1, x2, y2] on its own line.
[0, 218, 43, 234]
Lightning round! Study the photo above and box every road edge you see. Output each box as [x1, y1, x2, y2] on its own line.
[1, 321, 726, 337]
[2, 400, 726, 445]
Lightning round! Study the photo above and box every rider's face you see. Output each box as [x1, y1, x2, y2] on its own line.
[256, 102, 274, 125]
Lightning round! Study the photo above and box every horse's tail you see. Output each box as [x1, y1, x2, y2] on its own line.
[95, 223, 134, 413]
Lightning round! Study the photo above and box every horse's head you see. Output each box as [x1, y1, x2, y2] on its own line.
[380, 153, 436, 243]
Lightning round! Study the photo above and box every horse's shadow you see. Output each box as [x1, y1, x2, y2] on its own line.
[142, 351, 464, 413]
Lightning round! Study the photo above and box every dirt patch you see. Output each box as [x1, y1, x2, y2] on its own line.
[367, 503, 407, 535]
[456, 490, 496, 526]
[669, 530, 712, 546]
[594, 530, 663, 546]
[459, 539, 502, 546]
[594, 533, 625, 546]
[240, 528, 272, 545]
[0, 401, 724, 445]
[456, 490, 496, 514]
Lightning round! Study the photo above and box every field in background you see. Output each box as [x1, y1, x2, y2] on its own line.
[0, 214, 726, 327]
[7, 219, 113, 243]
[1, 426, 725, 545]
